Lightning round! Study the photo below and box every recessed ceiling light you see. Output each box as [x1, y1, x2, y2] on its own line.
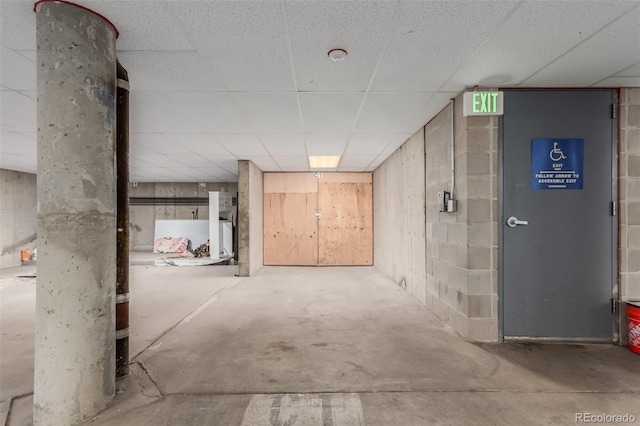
[309, 155, 341, 169]
[327, 48, 347, 62]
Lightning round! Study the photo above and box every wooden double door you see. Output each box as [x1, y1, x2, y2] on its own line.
[264, 173, 373, 266]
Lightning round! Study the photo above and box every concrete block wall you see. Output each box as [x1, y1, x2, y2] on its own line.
[238, 160, 264, 277]
[374, 130, 427, 303]
[424, 93, 499, 341]
[620, 87, 640, 343]
[129, 181, 238, 251]
[0, 169, 37, 268]
[374, 90, 499, 341]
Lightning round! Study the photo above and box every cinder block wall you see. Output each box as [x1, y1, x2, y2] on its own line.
[424, 92, 499, 340]
[238, 160, 264, 277]
[0, 169, 37, 268]
[374, 90, 499, 341]
[129, 181, 238, 251]
[620, 87, 640, 343]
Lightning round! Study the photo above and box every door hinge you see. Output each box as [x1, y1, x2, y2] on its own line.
[612, 298, 618, 314]
[612, 104, 617, 119]
[611, 201, 617, 216]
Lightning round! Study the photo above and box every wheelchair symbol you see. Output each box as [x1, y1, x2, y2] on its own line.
[549, 142, 567, 162]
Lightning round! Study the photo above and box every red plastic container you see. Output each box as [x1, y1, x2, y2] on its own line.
[628, 302, 640, 355]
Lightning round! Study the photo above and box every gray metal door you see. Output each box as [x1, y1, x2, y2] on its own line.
[500, 90, 616, 340]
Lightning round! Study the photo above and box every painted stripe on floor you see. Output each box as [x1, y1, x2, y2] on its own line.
[240, 393, 364, 426]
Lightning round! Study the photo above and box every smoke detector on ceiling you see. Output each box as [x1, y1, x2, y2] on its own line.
[327, 48, 347, 62]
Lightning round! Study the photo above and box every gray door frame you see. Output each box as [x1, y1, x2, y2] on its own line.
[498, 89, 619, 342]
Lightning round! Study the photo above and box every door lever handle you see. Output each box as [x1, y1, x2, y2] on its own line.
[507, 216, 528, 228]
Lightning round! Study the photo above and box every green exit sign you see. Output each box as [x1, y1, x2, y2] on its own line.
[463, 91, 504, 116]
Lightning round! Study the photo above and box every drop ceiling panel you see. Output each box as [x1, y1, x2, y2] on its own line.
[443, 1, 635, 90]
[117, 52, 226, 92]
[243, 156, 280, 171]
[273, 156, 309, 169]
[285, 1, 397, 92]
[305, 134, 348, 156]
[165, 154, 219, 169]
[81, 0, 195, 52]
[130, 92, 254, 133]
[0, 132, 36, 155]
[201, 156, 240, 173]
[216, 134, 269, 156]
[371, 1, 518, 92]
[178, 134, 232, 156]
[230, 93, 302, 133]
[131, 133, 193, 155]
[299, 93, 364, 132]
[1, 46, 35, 91]
[260, 134, 307, 156]
[195, 167, 228, 177]
[338, 155, 377, 169]
[133, 154, 184, 168]
[345, 134, 394, 156]
[0, 1, 36, 50]
[522, 7, 640, 87]
[355, 92, 436, 133]
[0, 154, 36, 174]
[1, 90, 35, 133]
[169, 1, 294, 92]
[595, 76, 640, 87]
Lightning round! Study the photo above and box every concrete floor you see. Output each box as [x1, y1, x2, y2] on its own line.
[1, 256, 639, 425]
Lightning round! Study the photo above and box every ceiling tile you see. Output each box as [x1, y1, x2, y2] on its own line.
[285, 1, 397, 92]
[117, 51, 226, 92]
[523, 7, 640, 87]
[339, 155, 377, 169]
[1, 1, 36, 50]
[273, 156, 309, 169]
[177, 134, 232, 156]
[168, 1, 294, 91]
[345, 134, 395, 156]
[243, 156, 280, 172]
[594, 76, 640, 87]
[201, 156, 240, 173]
[216, 134, 268, 156]
[261, 134, 307, 156]
[0, 132, 36, 155]
[82, 0, 195, 52]
[131, 154, 183, 168]
[1, 46, 35, 91]
[355, 92, 435, 134]
[305, 134, 349, 156]
[299, 93, 364, 132]
[230, 93, 302, 133]
[166, 154, 218, 168]
[442, 1, 636, 90]
[371, 1, 519, 92]
[130, 92, 253, 133]
[1, 90, 36, 133]
[131, 133, 192, 155]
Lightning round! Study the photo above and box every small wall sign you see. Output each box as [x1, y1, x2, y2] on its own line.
[463, 91, 504, 116]
[531, 138, 584, 190]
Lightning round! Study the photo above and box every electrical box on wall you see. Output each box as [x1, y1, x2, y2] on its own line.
[438, 191, 450, 212]
[438, 191, 457, 213]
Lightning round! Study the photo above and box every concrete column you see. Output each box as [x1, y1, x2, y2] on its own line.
[34, 2, 118, 425]
[238, 160, 264, 277]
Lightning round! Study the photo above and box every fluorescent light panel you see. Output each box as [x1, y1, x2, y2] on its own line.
[309, 155, 341, 169]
